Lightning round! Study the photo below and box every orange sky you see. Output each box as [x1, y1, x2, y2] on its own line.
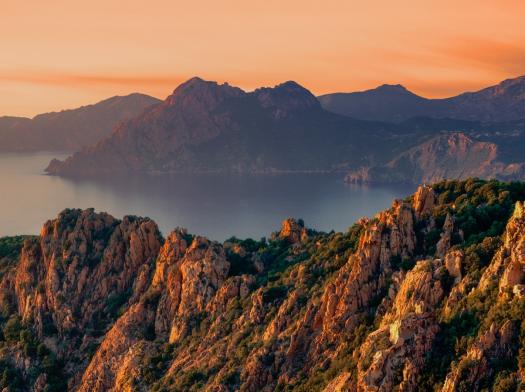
[2, 0, 525, 117]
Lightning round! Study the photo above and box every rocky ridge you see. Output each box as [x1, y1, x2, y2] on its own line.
[0, 179, 525, 390]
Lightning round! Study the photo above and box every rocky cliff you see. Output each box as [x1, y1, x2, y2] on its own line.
[346, 132, 525, 185]
[0, 179, 525, 391]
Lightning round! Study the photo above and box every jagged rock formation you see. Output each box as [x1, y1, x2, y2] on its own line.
[442, 321, 515, 392]
[276, 218, 309, 244]
[0, 94, 160, 151]
[320, 74, 525, 122]
[0, 179, 525, 391]
[356, 259, 444, 391]
[413, 185, 436, 218]
[0, 209, 163, 390]
[15, 209, 161, 336]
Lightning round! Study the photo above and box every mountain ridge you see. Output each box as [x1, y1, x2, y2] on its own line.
[45, 77, 403, 176]
[0, 179, 525, 390]
[319, 74, 525, 122]
[45, 76, 525, 184]
[0, 93, 161, 152]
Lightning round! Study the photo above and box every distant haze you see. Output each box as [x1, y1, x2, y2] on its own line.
[2, 0, 525, 116]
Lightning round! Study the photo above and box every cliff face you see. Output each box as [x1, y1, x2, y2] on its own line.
[15, 209, 161, 334]
[1, 179, 525, 391]
[346, 132, 525, 185]
[356, 258, 444, 391]
[4, 209, 163, 389]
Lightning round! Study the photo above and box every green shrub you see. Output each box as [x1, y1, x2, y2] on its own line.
[105, 289, 131, 317]
[262, 285, 288, 304]
[3, 316, 22, 342]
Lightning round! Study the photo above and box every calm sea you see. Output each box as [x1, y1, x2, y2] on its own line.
[0, 152, 413, 241]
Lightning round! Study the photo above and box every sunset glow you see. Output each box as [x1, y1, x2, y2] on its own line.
[2, 0, 525, 116]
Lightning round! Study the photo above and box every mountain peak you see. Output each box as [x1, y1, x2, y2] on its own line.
[0, 93, 162, 152]
[172, 77, 238, 94]
[274, 80, 308, 90]
[254, 80, 320, 115]
[374, 84, 412, 94]
[91, 93, 161, 110]
[185, 76, 206, 83]
[166, 77, 245, 109]
[378, 83, 407, 90]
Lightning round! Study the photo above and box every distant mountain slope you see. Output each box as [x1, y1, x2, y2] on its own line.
[0, 93, 161, 151]
[346, 132, 525, 184]
[318, 84, 438, 122]
[319, 75, 525, 122]
[45, 76, 525, 183]
[46, 77, 411, 176]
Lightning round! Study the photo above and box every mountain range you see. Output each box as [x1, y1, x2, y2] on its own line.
[0, 179, 524, 390]
[319, 75, 525, 122]
[45, 77, 408, 175]
[0, 93, 160, 151]
[45, 76, 525, 184]
[4, 75, 525, 184]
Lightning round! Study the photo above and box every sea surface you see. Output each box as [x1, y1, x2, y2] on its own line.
[0, 152, 414, 241]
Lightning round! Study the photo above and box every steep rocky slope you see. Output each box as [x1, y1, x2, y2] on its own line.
[0, 210, 163, 390]
[1, 179, 525, 391]
[346, 132, 525, 184]
[320, 75, 525, 122]
[0, 94, 160, 152]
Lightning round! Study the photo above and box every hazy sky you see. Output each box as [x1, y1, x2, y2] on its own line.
[2, 0, 525, 117]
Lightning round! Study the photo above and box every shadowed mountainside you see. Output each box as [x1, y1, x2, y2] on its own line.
[45, 77, 408, 175]
[0, 93, 161, 151]
[319, 75, 525, 123]
[346, 132, 525, 184]
[45, 77, 525, 183]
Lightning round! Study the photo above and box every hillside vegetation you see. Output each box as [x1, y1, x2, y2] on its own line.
[0, 179, 524, 391]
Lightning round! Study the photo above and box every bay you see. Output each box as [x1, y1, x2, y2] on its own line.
[0, 152, 413, 241]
